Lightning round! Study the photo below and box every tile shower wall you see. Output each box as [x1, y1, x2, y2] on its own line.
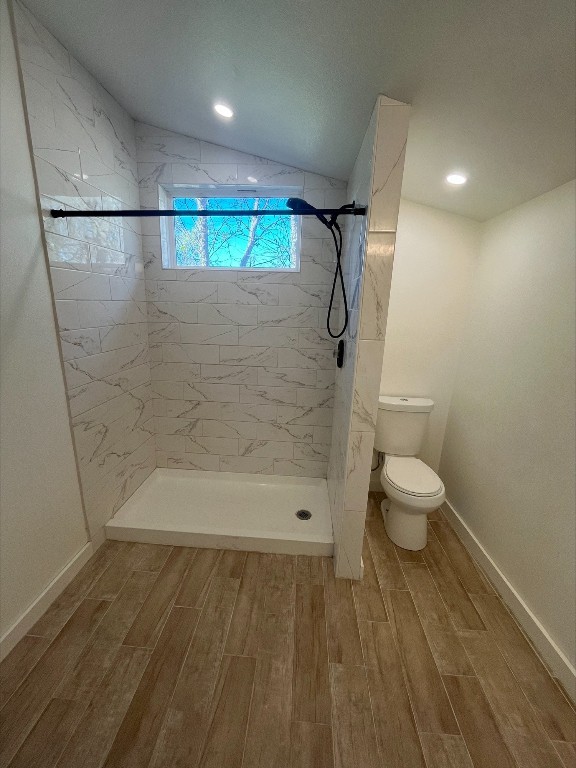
[328, 97, 410, 578]
[136, 122, 346, 476]
[13, 3, 154, 539]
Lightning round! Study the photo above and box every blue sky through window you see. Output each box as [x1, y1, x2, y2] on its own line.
[173, 197, 299, 269]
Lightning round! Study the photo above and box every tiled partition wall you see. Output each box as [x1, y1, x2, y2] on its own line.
[328, 97, 410, 578]
[13, 3, 155, 541]
[136, 122, 347, 477]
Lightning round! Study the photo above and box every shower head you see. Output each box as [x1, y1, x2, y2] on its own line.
[286, 197, 330, 228]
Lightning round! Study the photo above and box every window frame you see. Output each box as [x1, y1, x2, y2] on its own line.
[159, 184, 303, 272]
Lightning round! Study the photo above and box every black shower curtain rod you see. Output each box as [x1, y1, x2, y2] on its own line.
[50, 205, 367, 219]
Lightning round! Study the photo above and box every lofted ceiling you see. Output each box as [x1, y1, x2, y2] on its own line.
[22, 0, 575, 221]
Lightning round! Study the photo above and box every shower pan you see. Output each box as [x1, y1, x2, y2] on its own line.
[105, 468, 333, 555]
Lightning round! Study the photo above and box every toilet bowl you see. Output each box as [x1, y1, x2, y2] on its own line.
[380, 455, 445, 550]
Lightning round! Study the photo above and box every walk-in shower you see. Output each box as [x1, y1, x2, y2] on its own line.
[14, 0, 409, 582]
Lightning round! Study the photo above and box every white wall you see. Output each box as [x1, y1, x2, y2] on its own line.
[0, 0, 89, 644]
[440, 180, 576, 685]
[380, 199, 480, 469]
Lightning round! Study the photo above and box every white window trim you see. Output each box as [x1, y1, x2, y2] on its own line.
[159, 183, 303, 272]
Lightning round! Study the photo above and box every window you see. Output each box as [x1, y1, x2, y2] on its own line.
[162, 185, 301, 271]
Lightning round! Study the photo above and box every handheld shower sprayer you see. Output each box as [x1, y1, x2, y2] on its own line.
[286, 197, 350, 339]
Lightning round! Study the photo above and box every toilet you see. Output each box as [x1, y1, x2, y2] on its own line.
[375, 396, 445, 550]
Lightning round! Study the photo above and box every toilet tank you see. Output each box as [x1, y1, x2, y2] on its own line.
[374, 396, 434, 456]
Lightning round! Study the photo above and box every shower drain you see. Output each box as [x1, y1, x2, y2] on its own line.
[296, 509, 312, 521]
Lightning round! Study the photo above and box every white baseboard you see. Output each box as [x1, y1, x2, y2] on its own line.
[443, 498, 576, 701]
[0, 541, 96, 660]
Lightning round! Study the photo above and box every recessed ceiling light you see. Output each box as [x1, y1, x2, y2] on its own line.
[446, 172, 468, 185]
[214, 103, 234, 118]
[247, 176, 258, 183]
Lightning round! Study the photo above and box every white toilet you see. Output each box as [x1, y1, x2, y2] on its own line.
[375, 396, 445, 550]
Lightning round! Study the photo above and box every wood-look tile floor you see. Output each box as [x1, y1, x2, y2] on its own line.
[1, 493, 575, 768]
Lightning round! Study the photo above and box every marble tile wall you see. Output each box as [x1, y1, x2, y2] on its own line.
[136, 122, 347, 477]
[328, 97, 410, 578]
[13, 2, 155, 540]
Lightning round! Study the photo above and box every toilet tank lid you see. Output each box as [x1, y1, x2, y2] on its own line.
[378, 396, 434, 413]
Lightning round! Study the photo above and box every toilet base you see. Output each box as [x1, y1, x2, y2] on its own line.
[381, 499, 428, 551]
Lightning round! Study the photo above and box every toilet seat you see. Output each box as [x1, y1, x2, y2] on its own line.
[383, 456, 443, 497]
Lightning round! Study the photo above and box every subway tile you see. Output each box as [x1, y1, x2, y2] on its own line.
[78, 299, 147, 328]
[147, 301, 199, 324]
[165, 400, 222, 420]
[273, 459, 328, 477]
[39, 194, 68, 236]
[203, 420, 313, 442]
[238, 326, 298, 347]
[136, 134, 201, 163]
[298, 327, 335, 349]
[137, 161, 173, 187]
[109, 276, 145, 302]
[155, 281, 218, 303]
[219, 345, 278, 367]
[313, 426, 332, 444]
[162, 343, 220, 364]
[150, 362, 201, 381]
[218, 283, 279, 305]
[67, 364, 151, 418]
[166, 453, 220, 471]
[177, 268, 239, 283]
[90, 245, 135, 277]
[258, 305, 319, 327]
[151, 380, 184, 400]
[316, 369, 336, 388]
[59, 328, 101, 361]
[198, 303, 258, 325]
[179, 324, 238, 345]
[278, 284, 331, 307]
[155, 434, 186, 453]
[221, 403, 278, 422]
[258, 367, 317, 387]
[278, 347, 334, 369]
[240, 385, 298, 405]
[293, 442, 330, 460]
[238, 439, 294, 459]
[219, 456, 275, 474]
[64, 344, 149, 388]
[54, 300, 80, 331]
[99, 323, 148, 352]
[185, 436, 239, 455]
[155, 417, 203, 436]
[171, 162, 238, 184]
[296, 388, 335, 407]
[200, 364, 258, 385]
[34, 156, 103, 211]
[277, 406, 334, 426]
[67, 216, 122, 251]
[237, 164, 304, 187]
[182, 382, 240, 402]
[200, 141, 268, 164]
[51, 269, 111, 300]
[147, 322, 181, 343]
[46, 232, 91, 270]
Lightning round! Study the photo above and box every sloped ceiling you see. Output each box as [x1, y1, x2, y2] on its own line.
[22, 0, 575, 220]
